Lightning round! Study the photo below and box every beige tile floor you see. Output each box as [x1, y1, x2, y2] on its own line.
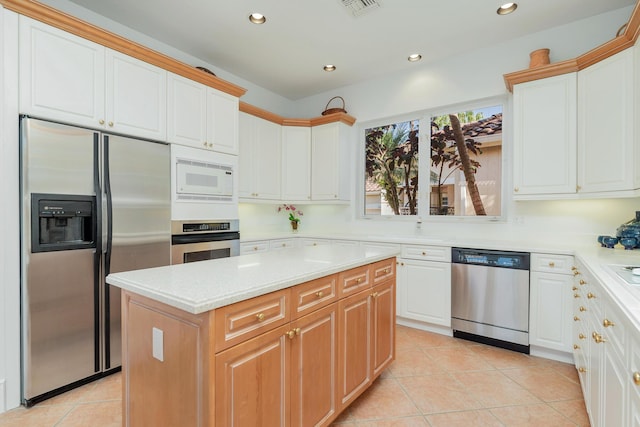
[0, 325, 590, 426]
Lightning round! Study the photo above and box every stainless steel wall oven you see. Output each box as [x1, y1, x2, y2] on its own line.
[171, 220, 240, 264]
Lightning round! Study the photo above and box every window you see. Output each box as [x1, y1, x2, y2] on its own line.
[362, 100, 503, 219]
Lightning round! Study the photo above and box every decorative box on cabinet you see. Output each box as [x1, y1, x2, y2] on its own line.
[167, 73, 239, 155]
[512, 73, 577, 198]
[238, 112, 281, 200]
[311, 122, 351, 201]
[529, 253, 574, 361]
[281, 126, 311, 201]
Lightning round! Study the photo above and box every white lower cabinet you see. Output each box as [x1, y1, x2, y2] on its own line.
[269, 238, 296, 251]
[396, 258, 451, 327]
[529, 253, 574, 356]
[239, 240, 270, 254]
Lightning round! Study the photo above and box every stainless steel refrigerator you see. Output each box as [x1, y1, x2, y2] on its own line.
[20, 117, 171, 406]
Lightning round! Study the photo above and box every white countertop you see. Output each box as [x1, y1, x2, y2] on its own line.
[106, 245, 399, 314]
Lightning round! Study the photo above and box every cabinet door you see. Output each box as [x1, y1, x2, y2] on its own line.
[602, 349, 626, 427]
[337, 288, 372, 410]
[238, 112, 255, 198]
[207, 89, 239, 155]
[311, 122, 345, 201]
[253, 117, 282, 199]
[282, 126, 311, 201]
[578, 49, 635, 193]
[19, 16, 105, 128]
[396, 259, 451, 326]
[166, 73, 207, 148]
[529, 272, 572, 352]
[215, 324, 291, 427]
[371, 280, 395, 378]
[290, 304, 338, 427]
[106, 49, 167, 140]
[512, 73, 577, 197]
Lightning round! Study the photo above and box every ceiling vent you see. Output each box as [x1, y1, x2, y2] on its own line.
[341, 0, 381, 17]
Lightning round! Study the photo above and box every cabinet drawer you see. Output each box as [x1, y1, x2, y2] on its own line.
[602, 297, 626, 362]
[300, 238, 331, 247]
[531, 253, 575, 274]
[270, 239, 296, 250]
[371, 258, 395, 284]
[214, 289, 290, 352]
[401, 245, 450, 262]
[290, 274, 338, 319]
[240, 241, 270, 254]
[337, 265, 371, 298]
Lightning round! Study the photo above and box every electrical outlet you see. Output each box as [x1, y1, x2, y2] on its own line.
[152, 327, 164, 362]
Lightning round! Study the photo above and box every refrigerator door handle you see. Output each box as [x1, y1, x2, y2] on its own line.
[103, 135, 113, 276]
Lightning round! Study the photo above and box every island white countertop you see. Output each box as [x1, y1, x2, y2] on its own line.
[106, 245, 399, 314]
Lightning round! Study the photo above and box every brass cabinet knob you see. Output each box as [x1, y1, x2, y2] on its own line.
[571, 266, 577, 271]
[99, 119, 105, 125]
[592, 332, 605, 344]
[633, 372, 640, 386]
[384, 268, 390, 273]
[572, 286, 578, 291]
[573, 344, 580, 350]
[579, 279, 586, 285]
[548, 262, 555, 267]
[514, 187, 519, 192]
[356, 278, 362, 283]
[422, 251, 427, 256]
[286, 330, 296, 339]
[574, 271, 580, 276]
[579, 333, 586, 340]
[579, 306, 586, 312]
[256, 313, 265, 322]
[587, 292, 596, 299]
[603, 319, 615, 328]
[294, 327, 301, 336]
[579, 367, 587, 373]
[315, 291, 324, 298]
[574, 294, 580, 298]
[401, 262, 404, 266]
[574, 316, 580, 321]
[203, 142, 207, 147]
[281, 243, 286, 247]
[253, 246, 258, 251]
[108, 121, 114, 127]
[371, 292, 379, 298]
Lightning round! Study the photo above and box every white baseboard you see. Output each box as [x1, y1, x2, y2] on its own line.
[396, 317, 453, 336]
[0, 379, 6, 413]
[530, 346, 574, 364]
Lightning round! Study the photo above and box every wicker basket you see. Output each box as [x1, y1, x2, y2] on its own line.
[321, 96, 347, 115]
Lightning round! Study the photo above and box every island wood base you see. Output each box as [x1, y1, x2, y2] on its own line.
[121, 257, 396, 426]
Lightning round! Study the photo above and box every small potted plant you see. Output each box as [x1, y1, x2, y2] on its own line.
[278, 204, 303, 231]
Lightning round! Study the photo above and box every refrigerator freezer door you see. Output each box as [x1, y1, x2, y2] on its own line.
[22, 249, 98, 400]
[103, 134, 170, 369]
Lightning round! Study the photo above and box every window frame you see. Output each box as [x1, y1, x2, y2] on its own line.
[357, 95, 508, 223]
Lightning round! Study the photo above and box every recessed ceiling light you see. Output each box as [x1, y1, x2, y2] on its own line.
[249, 13, 266, 24]
[323, 65, 336, 72]
[408, 54, 422, 62]
[497, 2, 517, 15]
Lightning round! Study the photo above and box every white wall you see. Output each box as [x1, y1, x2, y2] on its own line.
[0, 7, 21, 413]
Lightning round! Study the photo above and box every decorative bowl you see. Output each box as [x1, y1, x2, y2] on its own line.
[602, 236, 619, 249]
[620, 237, 637, 250]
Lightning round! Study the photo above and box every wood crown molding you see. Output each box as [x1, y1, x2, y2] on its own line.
[503, 0, 640, 91]
[0, 0, 247, 98]
[239, 101, 356, 127]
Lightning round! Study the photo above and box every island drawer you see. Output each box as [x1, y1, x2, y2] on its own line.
[337, 264, 371, 298]
[214, 289, 290, 353]
[290, 274, 338, 319]
[240, 241, 270, 254]
[371, 257, 395, 284]
[531, 253, 575, 275]
[270, 238, 296, 250]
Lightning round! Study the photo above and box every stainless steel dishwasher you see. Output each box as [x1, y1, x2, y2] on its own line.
[451, 248, 530, 353]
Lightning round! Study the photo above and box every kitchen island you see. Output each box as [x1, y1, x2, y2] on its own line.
[107, 245, 398, 426]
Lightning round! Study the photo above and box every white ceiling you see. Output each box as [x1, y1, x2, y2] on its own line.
[64, 0, 636, 100]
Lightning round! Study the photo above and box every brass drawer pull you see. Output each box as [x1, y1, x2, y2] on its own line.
[603, 318, 615, 328]
[371, 292, 379, 298]
[573, 344, 580, 350]
[256, 313, 265, 322]
[315, 291, 324, 298]
[634, 372, 640, 386]
[573, 316, 580, 321]
[356, 278, 362, 283]
[579, 333, 586, 340]
[579, 367, 587, 373]
[579, 279, 586, 285]
[587, 292, 596, 299]
[579, 306, 586, 312]
[548, 262, 555, 267]
[574, 294, 580, 298]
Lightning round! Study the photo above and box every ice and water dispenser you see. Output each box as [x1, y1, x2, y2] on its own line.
[31, 194, 96, 252]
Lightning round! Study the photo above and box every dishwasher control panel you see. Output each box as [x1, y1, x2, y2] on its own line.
[451, 248, 530, 270]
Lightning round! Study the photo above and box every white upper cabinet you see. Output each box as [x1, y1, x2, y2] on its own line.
[20, 17, 167, 141]
[167, 73, 207, 148]
[167, 73, 238, 154]
[207, 89, 239, 155]
[578, 48, 635, 194]
[19, 16, 105, 128]
[281, 126, 311, 201]
[238, 112, 281, 200]
[513, 73, 577, 197]
[106, 49, 166, 140]
[311, 122, 351, 201]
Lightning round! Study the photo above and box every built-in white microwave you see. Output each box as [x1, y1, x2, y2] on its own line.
[175, 158, 233, 201]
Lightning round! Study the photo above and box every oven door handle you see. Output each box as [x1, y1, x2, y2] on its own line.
[171, 231, 240, 245]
